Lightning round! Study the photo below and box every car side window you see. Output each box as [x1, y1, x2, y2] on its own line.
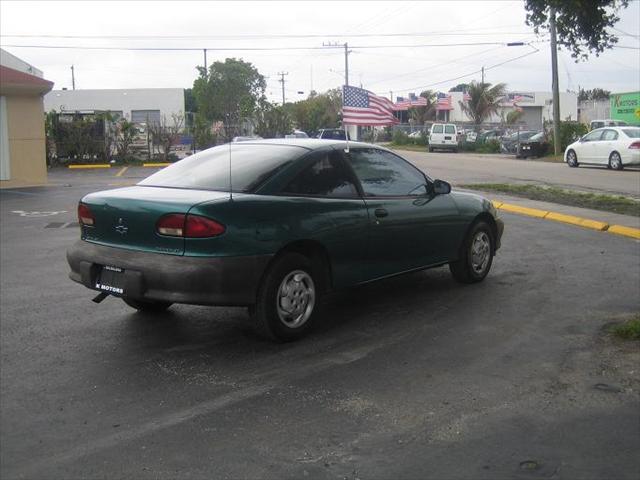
[583, 130, 604, 142]
[347, 148, 427, 197]
[282, 151, 359, 197]
[602, 130, 618, 141]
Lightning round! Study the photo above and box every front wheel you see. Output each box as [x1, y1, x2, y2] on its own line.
[449, 221, 495, 284]
[123, 297, 173, 312]
[250, 252, 321, 342]
[566, 149, 579, 167]
[609, 151, 623, 170]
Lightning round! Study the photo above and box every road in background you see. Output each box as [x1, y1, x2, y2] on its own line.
[1, 172, 639, 479]
[397, 150, 640, 198]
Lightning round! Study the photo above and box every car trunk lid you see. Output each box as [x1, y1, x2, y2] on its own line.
[80, 186, 229, 255]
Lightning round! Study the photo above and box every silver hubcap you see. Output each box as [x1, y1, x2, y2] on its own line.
[568, 152, 576, 165]
[611, 154, 621, 169]
[471, 231, 491, 274]
[276, 270, 315, 328]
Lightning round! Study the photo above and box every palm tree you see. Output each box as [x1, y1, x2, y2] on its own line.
[459, 81, 507, 129]
[408, 90, 437, 126]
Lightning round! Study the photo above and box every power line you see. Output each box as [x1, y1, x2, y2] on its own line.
[1, 41, 519, 52]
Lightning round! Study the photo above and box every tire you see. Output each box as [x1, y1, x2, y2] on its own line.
[608, 151, 623, 170]
[452, 148, 458, 153]
[428, 146, 434, 153]
[123, 297, 173, 312]
[449, 221, 495, 284]
[566, 149, 579, 167]
[250, 252, 321, 342]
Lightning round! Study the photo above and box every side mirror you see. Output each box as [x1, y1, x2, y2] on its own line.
[433, 179, 451, 195]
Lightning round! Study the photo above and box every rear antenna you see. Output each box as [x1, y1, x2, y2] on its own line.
[228, 139, 233, 201]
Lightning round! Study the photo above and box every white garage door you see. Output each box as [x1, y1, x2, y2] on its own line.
[131, 110, 161, 125]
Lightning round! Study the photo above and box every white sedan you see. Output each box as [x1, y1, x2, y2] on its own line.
[564, 127, 640, 170]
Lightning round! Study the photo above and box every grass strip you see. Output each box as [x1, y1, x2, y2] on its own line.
[462, 183, 640, 217]
[609, 314, 640, 340]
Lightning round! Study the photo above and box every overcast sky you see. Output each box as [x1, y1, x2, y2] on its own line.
[1, 0, 639, 103]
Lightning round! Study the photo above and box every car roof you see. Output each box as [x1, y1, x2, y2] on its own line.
[229, 138, 374, 149]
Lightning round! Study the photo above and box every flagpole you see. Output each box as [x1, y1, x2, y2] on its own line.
[343, 85, 350, 153]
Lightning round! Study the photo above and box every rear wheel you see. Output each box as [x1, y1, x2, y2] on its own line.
[566, 149, 579, 167]
[428, 146, 434, 152]
[250, 252, 321, 342]
[123, 297, 173, 312]
[609, 151, 623, 170]
[449, 221, 495, 284]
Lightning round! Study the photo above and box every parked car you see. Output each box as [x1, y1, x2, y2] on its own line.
[285, 130, 309, 139]
[565, 127, 640, 170]
[317, 128, 350, 140]
[589, 119, 628, 131]
[232, 136, 263, 142]
[500, 131, 539, 154]
[516, 132, 550, 159]
[428, 123, 458, 152]
[68, 139, 504, 341]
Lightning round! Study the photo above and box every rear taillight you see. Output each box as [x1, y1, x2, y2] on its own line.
[629, 141, 640, 150]
[156, 214, 225, 238]
[78, 203, 95, 226]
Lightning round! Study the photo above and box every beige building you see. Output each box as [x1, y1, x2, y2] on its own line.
[0, 50, 53, 188]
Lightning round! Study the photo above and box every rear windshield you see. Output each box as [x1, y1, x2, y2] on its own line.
[432, 124, 443, 134]
[621, 129, 640, 138]
[138, 144, 304, 192]
[445, 125, 456, 134]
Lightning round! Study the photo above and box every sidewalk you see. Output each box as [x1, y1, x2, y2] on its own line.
[461, 189, 640, 236]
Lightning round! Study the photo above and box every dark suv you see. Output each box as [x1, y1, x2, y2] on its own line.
[316, 128, 351, 140]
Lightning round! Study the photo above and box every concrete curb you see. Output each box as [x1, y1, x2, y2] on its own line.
[493, 201, 640, 240]
[68, 164, 111, 169]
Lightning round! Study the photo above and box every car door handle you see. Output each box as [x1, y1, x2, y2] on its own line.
[374, 208, 388, 218]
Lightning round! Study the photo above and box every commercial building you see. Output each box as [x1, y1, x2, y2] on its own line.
[44, 88, 185, 126]
[0, 49, 54, 188]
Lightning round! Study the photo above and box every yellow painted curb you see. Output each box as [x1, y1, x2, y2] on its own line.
[492, 201, 503, 209]
[143, 162, 171, 167]
[545, 212, 609, 231]
[498, 202, 549, 219]
[68, 164, 111, 169]
[608, 225, 640, 240]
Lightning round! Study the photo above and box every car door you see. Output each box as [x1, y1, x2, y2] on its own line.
[278, 149, 369, 289]
[597, 129, 619, 164]
[577, 129, 604, 163]
[343, 147, 460, 281]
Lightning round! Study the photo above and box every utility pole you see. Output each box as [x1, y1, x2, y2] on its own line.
[203, 49, 207, 74]
[278, 71, 289, 106]
[323, 42, 351, 86]
[481, 66, 485, 86]
[71, 65, 75, 90]
[549, 7, 561, 156]
[389, 91, 393, 102]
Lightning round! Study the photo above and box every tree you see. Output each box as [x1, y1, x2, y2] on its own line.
[254, 101, 292, 138]
[449, 83, 470, 93]
[192, 58, 266, 141]
[459, 81, 508, 129]
[525, 0, 630, 60]
[148, 113, 185, 162]
[577, 87, 611, 102]
[408, 90, 437, 126]
[116, 119, 136, 161]
[290, 89, 342, 134]
[506, 110, 525, 125]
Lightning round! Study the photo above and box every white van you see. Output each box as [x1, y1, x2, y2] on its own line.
[429, 123, 458, 152]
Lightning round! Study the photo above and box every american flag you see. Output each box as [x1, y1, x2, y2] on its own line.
[342, 85, 399, 126]
[394, 96, 428, 111]
[436, 92, 453, 110]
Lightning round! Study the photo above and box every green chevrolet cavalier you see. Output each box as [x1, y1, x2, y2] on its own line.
[68, 139, 503, 341]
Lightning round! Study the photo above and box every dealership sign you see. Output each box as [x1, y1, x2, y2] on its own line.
[610, 91, 640, 123]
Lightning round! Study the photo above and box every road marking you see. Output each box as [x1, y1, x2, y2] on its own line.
[143, 162, 171, 167]
[12, 210, 67, 217]
[115, 166, 128, 177]
[68, 164, 111, 169]
[494, 201, 639, 240]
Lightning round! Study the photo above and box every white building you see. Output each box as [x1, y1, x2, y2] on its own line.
[44, 88, 185, 126]
[0, 49, 43, 78]
[439, 91, 578, 130]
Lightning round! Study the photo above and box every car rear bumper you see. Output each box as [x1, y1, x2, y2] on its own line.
[67, 240, 273, 306]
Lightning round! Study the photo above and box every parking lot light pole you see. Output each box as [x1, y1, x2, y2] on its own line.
[550, 7, 561, 156]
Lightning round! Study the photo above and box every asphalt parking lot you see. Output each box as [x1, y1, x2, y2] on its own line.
[1, 166, 639, 479]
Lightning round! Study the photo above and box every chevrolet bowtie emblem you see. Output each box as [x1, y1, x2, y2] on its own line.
[115, 218, 129, 234]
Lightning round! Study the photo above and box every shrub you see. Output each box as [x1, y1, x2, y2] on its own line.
[392, 130, 410, 145]
[476, 139, 501, 153]
[549, 121, 589, 152]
